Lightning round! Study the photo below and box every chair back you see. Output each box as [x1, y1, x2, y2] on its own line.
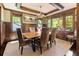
[51, 28, 57, 41]
[29, 27, 35, 32]
[40, 27, 49, 47]
[25, 28, 30, 32]
[16, 28, 23, 44]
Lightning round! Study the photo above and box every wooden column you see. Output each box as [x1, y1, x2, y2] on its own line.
[0, 7, 1, 49]
[76, 3, 79, 54]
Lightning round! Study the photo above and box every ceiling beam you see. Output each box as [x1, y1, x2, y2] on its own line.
[45, 9, 59, 15]
[54, 3, 64, 9]
[4, 7, 37, 16]
[49, 3, 64, 9]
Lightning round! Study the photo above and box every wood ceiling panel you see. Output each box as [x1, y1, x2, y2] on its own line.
[21, 3, 57, 14]
[20, 6, 45, 14]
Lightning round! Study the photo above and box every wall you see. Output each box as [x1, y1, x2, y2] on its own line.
[3, 10, 11, 22]
[22, 13, 36, 32]
[0, 6, 11, 45]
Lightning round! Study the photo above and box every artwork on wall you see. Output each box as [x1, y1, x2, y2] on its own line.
[23, 14, 36, 24]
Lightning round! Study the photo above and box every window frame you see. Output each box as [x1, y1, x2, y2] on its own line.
[51, 17, 63, 28]
[11, 12, 22, 32]
[65, 15, 74, 32]
[47, 18, 52, 28]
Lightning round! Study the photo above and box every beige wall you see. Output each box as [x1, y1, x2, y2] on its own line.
[0, 6, 11, 45]
[2, 9, 11, 22]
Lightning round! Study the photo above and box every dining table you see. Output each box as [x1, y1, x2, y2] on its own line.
[22, 32, 41, 39]
[22, 31, 51, 52]
[22, 31, 41, 52]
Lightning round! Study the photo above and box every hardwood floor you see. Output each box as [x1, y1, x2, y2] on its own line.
[65, 40, 79, 56]
[3, 38, 73, 56]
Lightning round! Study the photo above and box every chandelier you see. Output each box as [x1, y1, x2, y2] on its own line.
[16, 3, 22, 9]
[37, 5, 45, 18]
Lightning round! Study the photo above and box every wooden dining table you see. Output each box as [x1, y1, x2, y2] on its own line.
[22, 31, 51, 52]
[22, 32, 41, 52]
[22, 32, 41, 39]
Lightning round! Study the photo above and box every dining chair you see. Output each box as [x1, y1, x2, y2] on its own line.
[35, 27, 50, 54]
[49, 28, 57, 47]
[25, 28, 30, 32]
[16, 28, 31, 55]
[29, 27, 35, 32]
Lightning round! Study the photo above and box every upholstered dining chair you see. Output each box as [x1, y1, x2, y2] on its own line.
[35, 27, 50, 54]
[16, 28, 31, 55]
[29, 27, 35, 32]
[49, 28, 57, 47]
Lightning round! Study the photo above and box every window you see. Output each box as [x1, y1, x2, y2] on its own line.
[37, 20, 42, 28]
[37, 20, 42, 32]
[52, 17, 63, 28]
[48, 19, 51, 28]
[66, 15, 73, 31]
[12, 16, 21, 32]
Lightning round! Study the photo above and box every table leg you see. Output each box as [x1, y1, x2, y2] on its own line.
[31, 40, 36, 52]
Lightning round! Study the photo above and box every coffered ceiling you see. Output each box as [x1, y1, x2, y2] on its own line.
[3, 3, 76, 17]
[21, 3, 58, 14]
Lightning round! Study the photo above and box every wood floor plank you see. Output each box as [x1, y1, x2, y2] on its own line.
[3, 38, 73, 56]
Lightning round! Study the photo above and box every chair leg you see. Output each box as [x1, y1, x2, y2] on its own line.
[50, 41, 52, 47]
[19, 45, 20, 50]
[40, 46, 42, 54]
[21, 46, 23, 55]
[31, 40, 36, 52]
[54, 40, 56, 45]
[47, 44, 49, 49]
[39, 43, 42, 54]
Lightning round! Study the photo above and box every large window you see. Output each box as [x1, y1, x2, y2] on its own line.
[37, 20, 42, 28]
[48, 19, 51, 28]
[66, 15, 73, 31]
[52, 17, 63, 28]
[12, 16, 21, 32]
[37, 20, 42, 32]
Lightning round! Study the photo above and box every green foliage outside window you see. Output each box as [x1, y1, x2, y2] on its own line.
[52, 17, 63, 28]
[47, 15, 73, 32]
[12, 16, 21, 31]
[66, 15, 73, 31]
[13, 16, 21, 26]
[48, 19, 51, 28]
